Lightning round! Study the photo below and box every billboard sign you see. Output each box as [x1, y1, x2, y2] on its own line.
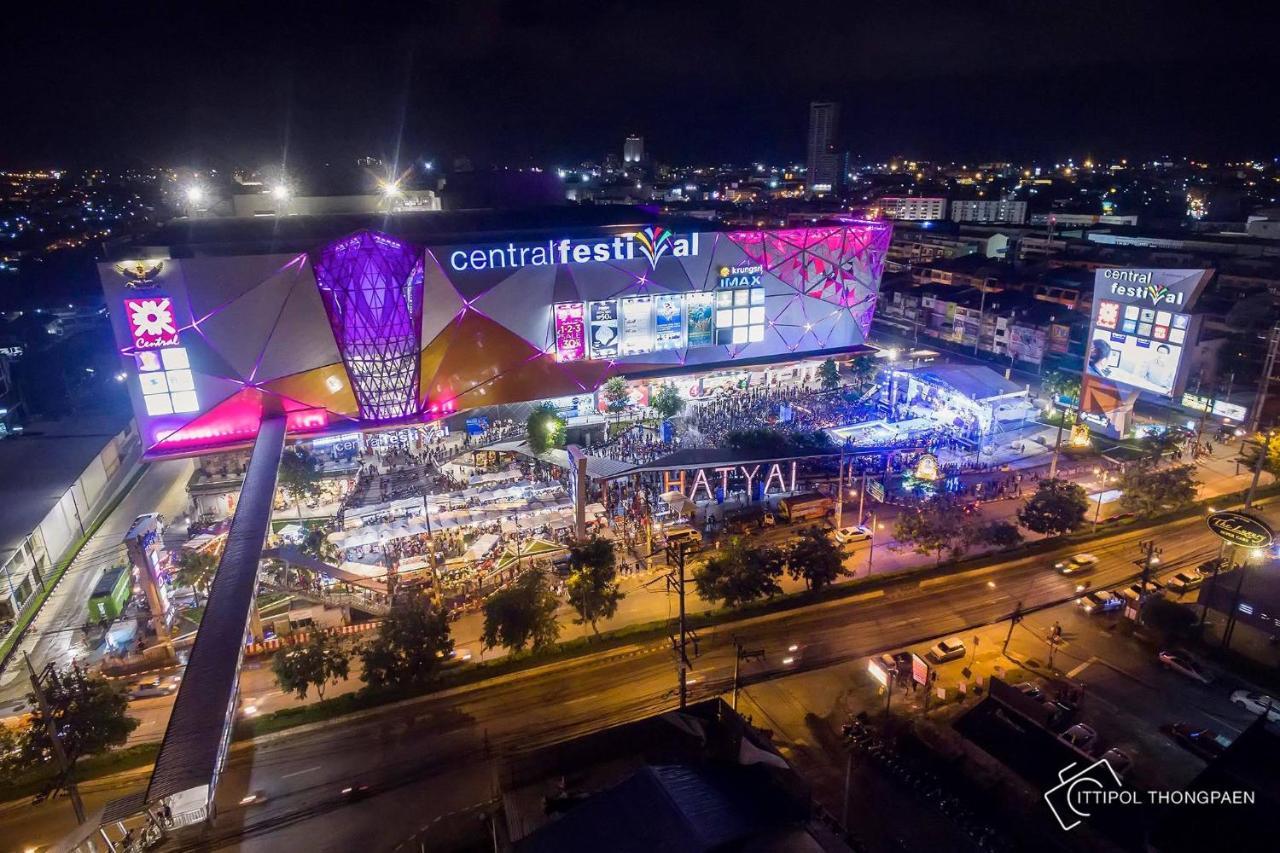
[686, 293, 715, 347]
[588, 300, 620, 359]
[1080, 268, 1210, 437]
[653, 293, 685, 350]
[620, 295, 653, 354]
[553, 302, 586, 362]
[1206, 511, 1274, 549]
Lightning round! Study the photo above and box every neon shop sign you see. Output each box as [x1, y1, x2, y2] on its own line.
[662, 461, 798, 502]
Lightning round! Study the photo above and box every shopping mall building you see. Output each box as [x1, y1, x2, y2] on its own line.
[100, 209, 892, 458]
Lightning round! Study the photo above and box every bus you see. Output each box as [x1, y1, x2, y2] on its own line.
[88, 565, 132, 622]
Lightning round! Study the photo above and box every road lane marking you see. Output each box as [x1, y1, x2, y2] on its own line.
[281, 765, 321, 779]
[1067, 656, 1097, 678]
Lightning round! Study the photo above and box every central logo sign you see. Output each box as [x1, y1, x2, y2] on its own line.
[124, 297, 180, 349]
[445, 230, 700, 272]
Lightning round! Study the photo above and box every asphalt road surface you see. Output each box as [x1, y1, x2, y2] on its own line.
[5, 501, 1257, 853]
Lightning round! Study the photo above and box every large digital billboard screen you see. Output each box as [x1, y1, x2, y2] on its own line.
[1080, 268, 1210, 437]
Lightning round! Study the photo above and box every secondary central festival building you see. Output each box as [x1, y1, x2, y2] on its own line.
[100, 209, 892, 458]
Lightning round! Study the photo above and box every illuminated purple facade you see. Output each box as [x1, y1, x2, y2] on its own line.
[312, 231, 425, 420]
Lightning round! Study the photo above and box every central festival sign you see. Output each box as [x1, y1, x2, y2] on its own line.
[1206, 510, 1274, 549]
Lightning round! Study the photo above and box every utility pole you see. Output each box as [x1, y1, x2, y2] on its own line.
[1135, 540, 1162, 587]
[25, 653, 85, 825]
[1199, 554, 1227, 629]
[665, 541, 696, 709]
[835, 454, 845, 528]
[857, 472, 867, 525]
[1048, 406, 1071, 480]
[1003, 601, 1023, 655]
[1247, 322, 1280, 436]
[731, 638, 765, 712]
[1245, 429, 1271, 509]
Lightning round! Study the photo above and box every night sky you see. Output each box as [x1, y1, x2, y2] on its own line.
[4, 0, 1277, 169]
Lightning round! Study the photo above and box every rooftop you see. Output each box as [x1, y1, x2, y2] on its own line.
[109, 207, 885, 260]
[0, 413, 131, 558]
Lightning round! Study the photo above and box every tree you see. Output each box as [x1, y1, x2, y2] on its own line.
[526, 402, 567, 455]
[972, 520, 1025, 550]
[278, 447, 323, 515]
[847, 355, 878, 393]
[272, 630, 351, 700]
[892, 496, 970, 565]
[482, 570, 561, 654]
[787, 526, 848, 591]
[566, 537, 624, 634]
[1140, 427, 1190, 464]
[601, 377, 632, 420]
[1238, 431, 1280, 477]
[21, 668, 138, 783]
[172, 549, 218, 606]
[1018, 478, 1090, 536]
[693, 537, 784, 608]
[650, 383, 686, 420]
[360, 587, 454, 690]
[1042, 368, 1081, 410]
[818, 358, 841, 392]
[1118, 464, 1198, 518]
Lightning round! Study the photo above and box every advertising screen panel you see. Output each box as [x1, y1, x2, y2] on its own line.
[588, 300, 620, 359]
[686, 293, 715, 347]
[653, 293, 685, 350]
[1080, 268, 1210, 437]
[553, 302, 586, 362]
[620, 296, 653, 355]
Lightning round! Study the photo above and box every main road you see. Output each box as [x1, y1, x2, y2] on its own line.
[1, 501, 1245, 853]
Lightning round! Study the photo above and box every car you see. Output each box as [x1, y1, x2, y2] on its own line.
[1230, 690, 1280, 722]
[1013, 681, 1045, 701]
[1119, 581, 1162, 604]
[1054, 553, 1099, 575]
[834, 525, 873, 544]
[125, 677, 175, 700]
[341, 783, 372, 802]
[1058, 723, 1098, 752]
[1100, 747, 1133, 777]
[1164, 723, 1230, 760]
[1158, 650, 1214, 684]
[664, 525, 703, 547]
[1078, 590, 1124, 614]
[1166, 571, 1205, 594]
[926, 637, 966, 664]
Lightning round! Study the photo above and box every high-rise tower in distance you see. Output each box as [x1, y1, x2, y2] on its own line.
[806, 102, 840, 194]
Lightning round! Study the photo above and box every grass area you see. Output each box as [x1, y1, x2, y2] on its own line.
[0, 463, 149, 669]
[0, 743, 158, 803]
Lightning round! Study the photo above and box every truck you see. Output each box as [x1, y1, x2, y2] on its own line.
[88, 565, 132, 622]
[723, 506, 776, 534]
[776, 492, 834, 524]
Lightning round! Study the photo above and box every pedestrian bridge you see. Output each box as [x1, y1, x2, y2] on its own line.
[57, 417, 287, 852]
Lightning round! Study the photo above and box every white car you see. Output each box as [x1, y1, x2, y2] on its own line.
[1231, 690, 1280, 722]
[1158, 650, 1214, 684]
[1054, 553, 1099, 575]
[834, 525, 873, 544]
[927, 637, 966, 664]
[1058, 722, 1098, 752]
